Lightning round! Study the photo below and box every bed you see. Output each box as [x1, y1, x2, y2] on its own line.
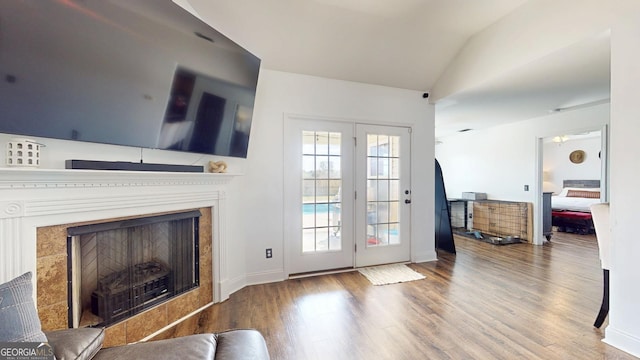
[551, 180, 601, 234]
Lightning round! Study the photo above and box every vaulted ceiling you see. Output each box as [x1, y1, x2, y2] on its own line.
[185, 0, 611, 138]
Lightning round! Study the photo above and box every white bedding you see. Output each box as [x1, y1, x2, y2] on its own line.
[551, 195, 600, 212]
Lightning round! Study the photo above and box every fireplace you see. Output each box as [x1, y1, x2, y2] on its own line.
[1, 169, 230, 346]
[67, 210, 201, 328]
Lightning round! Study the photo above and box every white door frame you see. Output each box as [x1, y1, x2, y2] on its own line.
[534, 124, 609, 245]
[283, 114, 416, 276]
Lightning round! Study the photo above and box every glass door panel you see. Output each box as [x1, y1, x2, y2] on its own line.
[285, 118, 354, 274]
[356, 124, 410, 267]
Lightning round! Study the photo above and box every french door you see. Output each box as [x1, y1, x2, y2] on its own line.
[285, 118, 411, 274]
[355, 124, 411, 267]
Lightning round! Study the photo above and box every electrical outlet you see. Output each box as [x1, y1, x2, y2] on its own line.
[524, 185, 529, 191]
[266, 248, 272, 259]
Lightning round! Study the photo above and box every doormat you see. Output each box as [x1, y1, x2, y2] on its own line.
[358, 263, 425, 286]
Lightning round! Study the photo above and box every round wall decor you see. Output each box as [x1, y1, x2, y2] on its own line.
[569, 150, 585, 164]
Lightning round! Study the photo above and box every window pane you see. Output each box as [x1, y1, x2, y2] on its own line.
[302, 180, 315, 202]
[378, 158, 389, 178]
[302, 204, 315, 228]
[302, 155, 315, 179]
[390, 180, 400, 201]
[389, 136, 400, 157]
[316, 132, 329, 155]
[315, 228, 329, 251]
[302, 229, 315, 253]
[302, 131, 315, 155]
[377, 202, 389, 223]
[389, 223, 400, 245]
[389, 201, 400, 222]
[329, 132, 341, 155]
[377, 135, 389, 156]
[390, 158, 400, 179]
[315, 156, 329, 179]
[377, 180, 389, 201]
[329, 227, 341, 251]
[377, 224, 389, 245]
[368, 158, 378, 178]
[367, 134, 378, 156]
[367, 225, 379, 247]
[329, 203, 341, 227]
[367, 180, 378, 202]
[316, 179, 330, 203]
[315, 204, 329, 227]
[367, 202, 377, 226]
[328, 180, 341, 203]
[328, 156, 341, 179]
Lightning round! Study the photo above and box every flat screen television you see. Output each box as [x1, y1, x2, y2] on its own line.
[0, 0, 260, 158]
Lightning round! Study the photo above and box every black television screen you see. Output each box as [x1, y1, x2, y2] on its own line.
[0, 0, 260, 158]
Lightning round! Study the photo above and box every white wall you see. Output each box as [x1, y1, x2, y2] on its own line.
[608, 1, 640, 354]
[433, 0, 640, 355]
[0, 68, 436, 299]
[234, 69, 435, 288]
[543, 136, 602, 194]
[436, 104, 608, 202]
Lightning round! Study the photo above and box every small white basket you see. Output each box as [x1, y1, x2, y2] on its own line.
[6, 138, 43, 167]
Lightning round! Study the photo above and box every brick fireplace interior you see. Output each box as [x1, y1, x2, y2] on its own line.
[36, 207, 213, 348]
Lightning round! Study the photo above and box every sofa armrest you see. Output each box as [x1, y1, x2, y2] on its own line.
[44, 328, 104, 360]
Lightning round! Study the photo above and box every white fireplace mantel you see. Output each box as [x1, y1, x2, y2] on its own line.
[0, 168, 239, 303]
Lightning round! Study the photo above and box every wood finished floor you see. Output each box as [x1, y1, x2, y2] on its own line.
[202, 232, 637, 359]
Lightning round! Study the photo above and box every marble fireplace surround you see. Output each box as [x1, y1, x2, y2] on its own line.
[0, 168, 235, 346]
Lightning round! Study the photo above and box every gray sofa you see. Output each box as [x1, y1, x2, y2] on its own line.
[46, 327, 270, 360]
[0, 272, 269, 360]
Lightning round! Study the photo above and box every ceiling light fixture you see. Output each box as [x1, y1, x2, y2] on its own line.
[552, 135, 569, 143]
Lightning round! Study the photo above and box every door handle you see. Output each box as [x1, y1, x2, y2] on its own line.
[405, 199, 411, 204]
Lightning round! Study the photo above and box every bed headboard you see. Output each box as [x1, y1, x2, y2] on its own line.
[563, 179, 600, 188]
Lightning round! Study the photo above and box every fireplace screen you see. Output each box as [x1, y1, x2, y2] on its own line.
[67, 210, 200, 328]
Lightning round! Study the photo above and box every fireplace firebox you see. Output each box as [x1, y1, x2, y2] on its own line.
[67, 210, 201, 328]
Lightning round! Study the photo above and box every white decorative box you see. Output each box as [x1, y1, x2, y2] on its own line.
[6, 138, 42, 167]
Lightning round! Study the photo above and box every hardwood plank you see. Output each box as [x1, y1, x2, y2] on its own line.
[196, 231, 636, 359]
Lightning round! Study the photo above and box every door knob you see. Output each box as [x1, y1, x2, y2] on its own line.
[405, 199, 411, 204]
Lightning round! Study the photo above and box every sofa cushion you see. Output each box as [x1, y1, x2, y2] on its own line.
[92, 330, 269, 360]
[214, 329, 270, 360]
[44, 328, 104, 360]
[92, 334, 216, 360]
[0, 272, 48, 342]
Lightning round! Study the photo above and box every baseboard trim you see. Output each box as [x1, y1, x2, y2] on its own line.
[245, 269, 286, 286]
[220, 275, 247, 301]
[603, 325, 640, 358]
